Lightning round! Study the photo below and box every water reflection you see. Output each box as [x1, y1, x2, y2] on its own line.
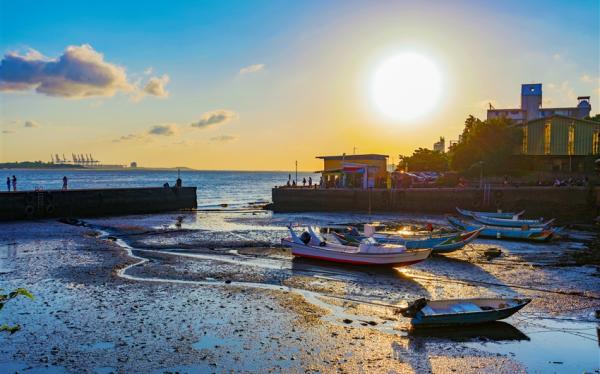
[0, 242, 17, 273]
[409, 321, 529, 342]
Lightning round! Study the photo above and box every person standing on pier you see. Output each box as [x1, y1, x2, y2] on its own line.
[11, 175, 17, 191]
[308, 176, 312, 187]
[6, 177, 10, 192]
[62, 176, 68, 190]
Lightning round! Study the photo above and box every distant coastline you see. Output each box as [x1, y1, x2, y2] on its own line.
[0, 161, 196, 171]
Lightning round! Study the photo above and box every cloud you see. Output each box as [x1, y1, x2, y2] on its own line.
[24, 120, 40, 128]
[142, 74, 170, 97]
[143, 67, 154, 75]
[112, 133, 144, 143]
[2, 130, 14, 134]
[148, 123, 177, 136]
[239, 64, 265, 75]
[190, 110, 237, 129]
[210, 135, 238, 142]
[552, 53, 561, 61]
[0, 44, 134, 98]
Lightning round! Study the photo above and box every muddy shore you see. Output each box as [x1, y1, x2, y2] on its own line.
[1, 211, 599, 373]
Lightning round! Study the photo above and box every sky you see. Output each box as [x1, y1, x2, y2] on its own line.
[0, 0, 598, 170]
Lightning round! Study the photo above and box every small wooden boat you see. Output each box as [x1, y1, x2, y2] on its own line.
[447, 216, 556, 241]
[282, 226, 431, 266]
[333, 227, 482, 254]
[472, 214, 554, 229]
[456, 207, 524, 220]
[400, 297, 531, 326]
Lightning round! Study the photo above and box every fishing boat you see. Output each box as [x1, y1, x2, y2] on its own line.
[456, 207, 524, 220]
[332, 227, 482, 254]
[399, 297, 531, 326]
[447, 216, 556, 241]
[282, 226, 431, 266]
[472, 214, 554, 229]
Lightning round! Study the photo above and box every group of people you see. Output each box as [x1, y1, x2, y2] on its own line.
[5, 175, 69, 192]
[285, 174, 323, 188]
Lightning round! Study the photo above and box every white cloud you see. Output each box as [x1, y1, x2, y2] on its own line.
[239, 63, 265, 75]
[142, 74, 170, 98]
[190, 110, 237, 129]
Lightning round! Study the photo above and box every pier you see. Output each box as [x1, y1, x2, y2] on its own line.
[270, 186, 599, 223]
[0, 187, 197, 221]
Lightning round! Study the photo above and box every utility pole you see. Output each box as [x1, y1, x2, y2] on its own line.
[295, 160, 298, 185]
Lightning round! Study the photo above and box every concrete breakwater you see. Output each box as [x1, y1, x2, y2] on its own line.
[0, 186, 197, 221]
[270, 186, 599, 223]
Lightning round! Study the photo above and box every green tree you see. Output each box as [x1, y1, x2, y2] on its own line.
[587, 114, 600, 123]
[448, 116, 522, 175]
[1, 288, 33, 334]
[399, 148, 449, 172]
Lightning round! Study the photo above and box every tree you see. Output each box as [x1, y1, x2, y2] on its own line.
[448, 116, 522, 175]
[587, 114, 600, 123]
[399, 148, 449, 172]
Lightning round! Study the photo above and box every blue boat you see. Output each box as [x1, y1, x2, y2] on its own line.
[456, 207, 524, 219]
[447, 216, 556, 241]
[401, 297, 531, 327]
[333, 228, 482, 254]
[472, 214, 555, 229]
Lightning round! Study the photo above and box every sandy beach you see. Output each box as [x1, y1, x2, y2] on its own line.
[1, 211, 599, 373]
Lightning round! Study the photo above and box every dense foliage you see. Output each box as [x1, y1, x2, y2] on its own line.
[448, 115, 522, 175]
[398, 148, 448, 172]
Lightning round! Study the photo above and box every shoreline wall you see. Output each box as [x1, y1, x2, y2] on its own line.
[270, 186, 599, 223]
[0, 187, 197, 221]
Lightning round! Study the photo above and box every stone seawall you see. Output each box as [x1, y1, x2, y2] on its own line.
[271, 186, 598, 223]
[0, 187, 197, 221]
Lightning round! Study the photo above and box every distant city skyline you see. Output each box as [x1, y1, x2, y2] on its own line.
[1, 0, 598, 170]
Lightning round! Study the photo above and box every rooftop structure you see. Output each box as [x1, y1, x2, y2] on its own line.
[487, 83, 591, 123]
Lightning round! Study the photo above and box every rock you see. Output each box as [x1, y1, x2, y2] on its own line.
[225, 280, 232, 284]
[342, 319, 353, 324]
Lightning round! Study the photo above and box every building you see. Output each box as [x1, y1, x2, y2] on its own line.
[130, 162, 138, 168]
[316, 154, 388, 188]
[518, 115, 600, 172]
[433, 137, 445, 153]
[487, 83, 591, 123]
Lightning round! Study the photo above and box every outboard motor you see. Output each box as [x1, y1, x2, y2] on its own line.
[299, 231, 311, 244]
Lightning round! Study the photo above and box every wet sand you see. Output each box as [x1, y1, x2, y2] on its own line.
[0, 211, 599, 373]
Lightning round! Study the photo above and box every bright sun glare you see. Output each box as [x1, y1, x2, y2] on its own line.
[371, 52, 442, 121]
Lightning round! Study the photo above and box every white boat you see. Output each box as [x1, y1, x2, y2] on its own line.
[282, 226, 431, 266]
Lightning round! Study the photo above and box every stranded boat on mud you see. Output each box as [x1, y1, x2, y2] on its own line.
[456, 207, 525, 220]
[331, 226, 482, 254]
[282, 226, 431, 266]
[399, 297, 532, 327]
[447, 216, 557, 242]
[471, 214, 554, 229]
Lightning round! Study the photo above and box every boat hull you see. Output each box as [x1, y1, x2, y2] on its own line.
[447, 216, 554, 242]
[456, 207, 524, 219]
[283, 239, 431, 266]
[410, 298, 531, 327]
[472, 214, 553, 229]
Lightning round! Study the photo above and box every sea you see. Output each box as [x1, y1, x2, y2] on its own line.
[1, 169, 320, 209]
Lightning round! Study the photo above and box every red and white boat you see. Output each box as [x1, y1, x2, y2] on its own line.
[282, 226, 431, 266]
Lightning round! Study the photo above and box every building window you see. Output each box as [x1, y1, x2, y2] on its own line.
[522, 125, 528, 153]
[567, 123, 575, 155]
[593, 129, 600, 155]
[544, 122, 551, 155]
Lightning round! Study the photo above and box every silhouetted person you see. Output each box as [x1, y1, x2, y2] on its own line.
[62, 176, 68, 190]
[176, 177, 182, 188]
[302, 177, 306, 187]
[11, 175, 16, 191]
[6, 177, 10, 192]
[308, 176, 312, 187]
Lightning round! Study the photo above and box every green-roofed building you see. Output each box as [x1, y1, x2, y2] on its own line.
[517, 115, 600, 172]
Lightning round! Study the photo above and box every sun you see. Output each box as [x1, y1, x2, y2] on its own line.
[371, 52, 442, 121]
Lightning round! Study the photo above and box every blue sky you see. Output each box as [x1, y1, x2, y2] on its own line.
[0, 0, 598, 169]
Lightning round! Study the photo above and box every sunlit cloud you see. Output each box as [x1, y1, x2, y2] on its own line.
[2, 130, 14, 134]
[24, 120, 40, 128]
[142, 74, 170, 98]
[190, 110, 237, 129]
[239, 63, 265, 75]
[112, 133, 145, 143]
[210, 135, 238, 142]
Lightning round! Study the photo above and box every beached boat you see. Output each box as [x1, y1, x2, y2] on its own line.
[456, 207, 524, 220]
[446, 216, 556, 241]
[400, 297, 531, 326]
[332, 227, 482, 254]
[472, 214, 555, 229]
[282, 226, 431, 266]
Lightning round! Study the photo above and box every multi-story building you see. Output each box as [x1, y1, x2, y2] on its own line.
[433, 137, 445, 153]
[487, 83, 591, 123]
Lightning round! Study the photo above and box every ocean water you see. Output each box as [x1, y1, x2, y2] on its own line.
[0, 170, 319, 208]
